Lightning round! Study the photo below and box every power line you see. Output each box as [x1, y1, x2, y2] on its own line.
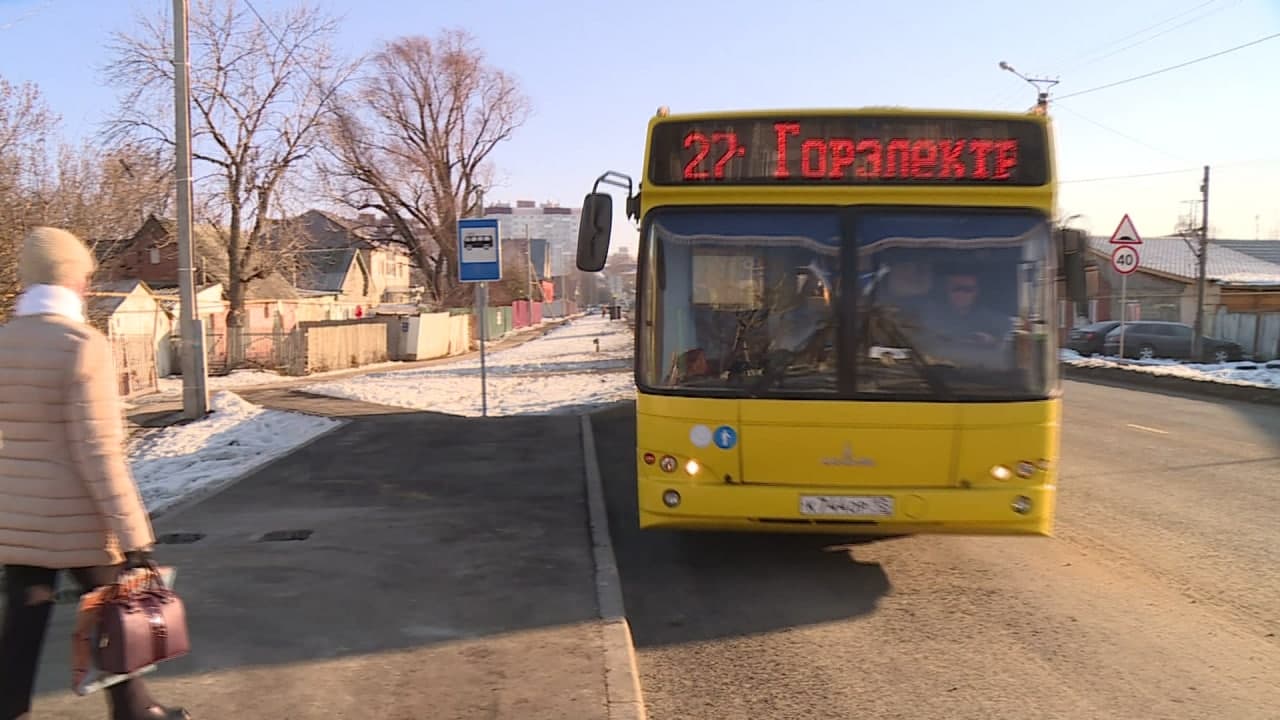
[0, 0, 53, 32]
[990, 0, 1218, 107]
[1061, 0, 1215, 65]
[1056, 31, 1280, 100]
[1061, 158, 1280, 184]
[239, 0, 330, 94]
[1067, 0, 1239, 71]
[1055, 103, 1188, 163]
[1060, 168, 1201, 184]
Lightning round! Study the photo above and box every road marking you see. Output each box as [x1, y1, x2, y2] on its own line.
[1127, 423, 1169, 435]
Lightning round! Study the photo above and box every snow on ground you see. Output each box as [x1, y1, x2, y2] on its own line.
[304, 315, 636, 416]
[150, 361, 407, 398]
[1059, 349, 1280, 389]
[128, 391, 341, 514]
[155, 368, 291, 393]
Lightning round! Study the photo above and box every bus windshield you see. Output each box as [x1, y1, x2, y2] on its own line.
[638, 208, 1057, 401]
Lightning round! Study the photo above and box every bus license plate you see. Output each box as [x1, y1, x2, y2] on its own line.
[799, 495, 894, 517]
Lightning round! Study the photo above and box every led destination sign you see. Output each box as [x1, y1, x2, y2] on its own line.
[648, 115, 1048, 187]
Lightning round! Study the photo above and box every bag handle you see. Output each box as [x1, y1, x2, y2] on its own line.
[104, 563, 170, 601]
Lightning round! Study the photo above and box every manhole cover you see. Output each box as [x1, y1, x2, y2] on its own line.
[157, 532, 205, 545]
[258, 529, 313, 542]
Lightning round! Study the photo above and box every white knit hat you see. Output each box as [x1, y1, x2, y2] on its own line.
[19, 226, 97, 288]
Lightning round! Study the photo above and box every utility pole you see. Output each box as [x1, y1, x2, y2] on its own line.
[1191, 165, 1210, 361]
[173, 0, 209, 418]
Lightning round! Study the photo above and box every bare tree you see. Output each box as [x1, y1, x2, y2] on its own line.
[104, 0, 357, 360]
[0, 76, 58, 319]
[323, 29, 531, 307]
[39, 143, 176, 254]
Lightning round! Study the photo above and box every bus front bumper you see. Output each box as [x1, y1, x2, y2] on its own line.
[637, 476, 1056, 536]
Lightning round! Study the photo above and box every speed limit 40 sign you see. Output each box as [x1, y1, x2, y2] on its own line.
[1111, 245, 1140, 275]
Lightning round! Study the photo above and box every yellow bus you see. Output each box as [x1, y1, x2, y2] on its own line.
[577, 107, 1086, 536]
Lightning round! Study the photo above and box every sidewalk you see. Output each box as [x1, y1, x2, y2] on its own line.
[32, 405, 618, 719]
[127, 314, 587, 428]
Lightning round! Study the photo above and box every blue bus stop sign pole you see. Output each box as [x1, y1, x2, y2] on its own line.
[458, 216, 502, 417]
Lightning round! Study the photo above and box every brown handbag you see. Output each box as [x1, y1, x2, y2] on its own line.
[93, 564, 190, 675]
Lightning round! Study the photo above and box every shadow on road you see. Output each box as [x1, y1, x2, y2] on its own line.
[35, 409, 604, 693]
[590, 403, 895, 649]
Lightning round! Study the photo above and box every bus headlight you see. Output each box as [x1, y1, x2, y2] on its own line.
[990, 465, 1013, 481]
[685, 459, 700, 475]
[1015, 461, 1035, 479]
[659, 456, 677, 473]
[662, 490, 682, 507]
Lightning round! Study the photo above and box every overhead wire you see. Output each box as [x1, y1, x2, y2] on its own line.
[1055, 31, 1280, 100]
[1060, 168, 1201, 184]
[1055, 0, 1223, 71]
[986, 1, 1219, 107]
[0, 0, 54, 31]
[1053, 103, 1189, 163]
[1066, 0, 1240, 71]
[1060, 159, 1280, 184]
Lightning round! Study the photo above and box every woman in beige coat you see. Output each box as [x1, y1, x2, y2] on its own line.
[0, 228, 189, 720]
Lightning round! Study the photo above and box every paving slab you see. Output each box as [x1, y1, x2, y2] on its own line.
[30, 410, 612, 720]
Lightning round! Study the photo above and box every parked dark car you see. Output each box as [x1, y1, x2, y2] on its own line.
[1067, 321, 1121, 356]
[1101, 321, 1244, 363]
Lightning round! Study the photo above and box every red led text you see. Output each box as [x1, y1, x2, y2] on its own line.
[771, 123, 1019, 181]
[683, 131, 747, 181]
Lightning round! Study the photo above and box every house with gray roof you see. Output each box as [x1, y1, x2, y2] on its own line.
[1211, 238, 1280, 267]
[1087, 236, 1280, 359]
[270, 209, 418, 306]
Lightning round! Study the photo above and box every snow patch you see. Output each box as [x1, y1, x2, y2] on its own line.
[128, 390, 342, 514]
[1061, 353, 1280, 389]
[1213, 272, 1280, 286]
[304, 316, 636, 416]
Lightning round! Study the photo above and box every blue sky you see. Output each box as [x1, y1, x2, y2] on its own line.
[2, 0, 1279, 252]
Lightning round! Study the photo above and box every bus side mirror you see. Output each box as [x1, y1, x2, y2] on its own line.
[577, 192, 613, 272]
[1057, 227, 1087, 305]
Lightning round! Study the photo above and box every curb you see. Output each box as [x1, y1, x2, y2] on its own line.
[580, 414, 647, 720]
[1061, 362, 1280, 406]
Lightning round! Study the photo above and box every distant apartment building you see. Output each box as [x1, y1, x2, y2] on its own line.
[482, 200, 581, 279]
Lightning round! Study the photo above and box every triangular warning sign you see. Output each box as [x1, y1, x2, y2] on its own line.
[1109, 214, 1142, 245]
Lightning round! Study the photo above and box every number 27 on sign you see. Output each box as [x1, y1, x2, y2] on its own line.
[1111, 245, 1139, 275]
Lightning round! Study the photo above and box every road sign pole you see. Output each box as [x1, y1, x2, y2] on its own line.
[1119, 272, 1128, 358]
[1108, 218, 1143, 360]
[476, 281, 488, 417]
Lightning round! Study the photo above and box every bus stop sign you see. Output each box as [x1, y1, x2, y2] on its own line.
[458, 218, 502, 283]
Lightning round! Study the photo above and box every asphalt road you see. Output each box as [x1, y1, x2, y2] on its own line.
[594, 381, 1280, 720]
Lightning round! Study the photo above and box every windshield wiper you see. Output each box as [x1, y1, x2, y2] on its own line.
[859, 305, 953, 400]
